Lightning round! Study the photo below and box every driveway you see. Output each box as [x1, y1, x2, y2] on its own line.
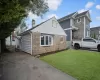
[0, 52, 76, 80]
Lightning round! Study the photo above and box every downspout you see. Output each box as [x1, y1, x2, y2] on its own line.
[30, 32, 33, 55]
[70, 18, 72, 41]
[84, 17, 86, 38]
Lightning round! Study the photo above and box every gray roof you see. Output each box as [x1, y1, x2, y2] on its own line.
[58, 11, 89, 22]
[75, 11, 88, 18]
[91, 26, 100, 30]
[58, 12, 76, 22]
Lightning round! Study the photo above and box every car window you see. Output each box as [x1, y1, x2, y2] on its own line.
[83, 39, 95, 42]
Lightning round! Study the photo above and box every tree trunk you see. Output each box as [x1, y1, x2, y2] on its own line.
[1, 39, 6, 53]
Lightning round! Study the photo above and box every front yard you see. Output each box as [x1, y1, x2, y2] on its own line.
[40, 50, 100, 80]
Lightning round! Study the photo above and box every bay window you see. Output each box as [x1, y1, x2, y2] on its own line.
[40, 35, 53, 46]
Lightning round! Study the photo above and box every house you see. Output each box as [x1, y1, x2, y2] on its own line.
[6, 20, 27, 48]
[19, 17, 67, 55]
[6, 32, 16, 46]
[90, 26, 100, 39]
[58, 11, 91, 42]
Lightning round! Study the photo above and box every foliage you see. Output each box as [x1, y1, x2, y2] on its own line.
[0, 0, 49, 39]
[41, 50, 100, 80]
[91, 33, 97, 39]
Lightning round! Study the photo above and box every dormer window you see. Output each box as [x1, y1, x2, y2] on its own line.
[77, 18, 81, 23]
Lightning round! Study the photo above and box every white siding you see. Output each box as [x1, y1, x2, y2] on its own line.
[6, 36, 16, 46]
[20, 33, 32, 54]
[32, 17, 67, 36]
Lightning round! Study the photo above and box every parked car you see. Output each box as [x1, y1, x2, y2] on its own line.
[72, 38, 100, 52]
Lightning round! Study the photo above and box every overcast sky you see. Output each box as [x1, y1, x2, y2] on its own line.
[26, 0, 100, 29]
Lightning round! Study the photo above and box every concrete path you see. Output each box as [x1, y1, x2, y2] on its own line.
[0, 52, 76, 80]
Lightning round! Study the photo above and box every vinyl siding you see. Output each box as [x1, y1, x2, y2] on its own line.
[32, 17, 66, 36]
[59, 19, 71, 41]
[85, 17, 90, 37]
[20, 33, 32, 54]
[73, 17, 84, 40]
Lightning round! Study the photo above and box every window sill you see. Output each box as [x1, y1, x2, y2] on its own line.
[40, 45, 52, 47]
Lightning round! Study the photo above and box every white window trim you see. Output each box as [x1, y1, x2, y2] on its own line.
[40, 35, 53, 46]
[77, 18, 81, 23]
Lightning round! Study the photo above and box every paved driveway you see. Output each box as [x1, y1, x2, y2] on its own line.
[0, 52, 76, 80]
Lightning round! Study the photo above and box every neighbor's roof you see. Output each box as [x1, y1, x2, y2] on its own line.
[58, 12, 77, 22]
[19, 17, 54, 36]
[75, 11, 88, 18]
[90, 26, 100, 29]
[58, 11, 89, 22]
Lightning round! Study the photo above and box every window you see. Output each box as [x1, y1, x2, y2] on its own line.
[77, 18, 81, 23]
[83, 39, 96, 42]
[52, 20, 57, 28]
[60, 36, 64, 43]
[40, 35, 53, 46]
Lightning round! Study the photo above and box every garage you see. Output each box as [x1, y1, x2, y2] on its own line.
[20, 33, 32, 54]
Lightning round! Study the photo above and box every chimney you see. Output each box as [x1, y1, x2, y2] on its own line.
[32, 19, 35, 27]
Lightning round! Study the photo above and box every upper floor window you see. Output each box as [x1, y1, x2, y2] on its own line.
[52, 20, 57, 28]
[77, 18, 81, 23]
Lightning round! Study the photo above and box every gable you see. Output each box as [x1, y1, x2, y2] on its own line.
[31, 17, 66, 36]
[86, 12, 91, 21]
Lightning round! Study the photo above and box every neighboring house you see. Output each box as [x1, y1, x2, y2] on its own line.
[6, 32, 16, 46]
[58, 11, 91, 41]
[19, 17, 67, 55]
[90, 26, 100, 39]
[6, 19, 27, 47]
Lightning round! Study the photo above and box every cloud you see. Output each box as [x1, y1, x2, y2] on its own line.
[47, 14, 59, 19]
[85, 2, 94, 9]
[96, 17, 100, 20]
[28, 12, 39, 20]
[78, 9, 86, 13]
[47, 0, 62, 10]
[96, 5, 100, 9]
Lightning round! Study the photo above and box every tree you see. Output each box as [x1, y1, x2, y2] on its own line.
[0, 0, 49, 53]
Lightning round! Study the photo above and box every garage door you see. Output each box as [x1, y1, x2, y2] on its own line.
[20, 34, 32, 54]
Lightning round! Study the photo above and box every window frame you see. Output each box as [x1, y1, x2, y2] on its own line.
[77, 18, 81, 23]
[83, 38, 96, 43]
[52, 20, 57, 28]
[40, 35, 53, 46]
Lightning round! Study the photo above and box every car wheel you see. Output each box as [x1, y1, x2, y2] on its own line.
[97, 46, 100, 52]
[74, 44, 80, 50]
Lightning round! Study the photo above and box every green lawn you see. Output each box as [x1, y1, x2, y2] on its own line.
[40, 50, 100, 80]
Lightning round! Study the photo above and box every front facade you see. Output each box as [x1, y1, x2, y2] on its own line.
[20, 17, 67, 55]
[90, 26, 100, 39]
[58, 11, 91, 41]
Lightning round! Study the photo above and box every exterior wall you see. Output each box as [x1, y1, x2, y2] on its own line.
[85, 17, 90, 37]
[32, 17, 66, 36]
[6, 36, 16, 46]
[59, 19, 70, 41]
[90, 27, 100, 39]
[73, 17, 84, 40]
[32, 32, 67, 55]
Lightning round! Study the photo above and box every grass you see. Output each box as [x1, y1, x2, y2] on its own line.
[40, 50, 100, 80]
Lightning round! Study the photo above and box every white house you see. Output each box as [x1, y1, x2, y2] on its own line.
[19, 17, 67, 55]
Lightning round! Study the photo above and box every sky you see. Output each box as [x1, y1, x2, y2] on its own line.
[26, 0, 100, 29]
